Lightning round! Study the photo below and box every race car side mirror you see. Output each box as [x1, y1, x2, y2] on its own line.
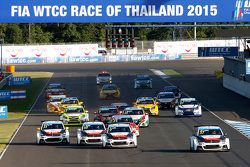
[85, 110, 89, 113]
[102, 130, 107, 134]
[155, 102, 159, 105]
[132, 102, 136, 105]
[37, 128, 40, 131]
[46, 100, 49, 103]
[145, 113, 149, 115]
[224, 133, 227, 136]
[94, 112, 97, 114]
[77, 128, 81, 132]
[132, 130, 136, 133]
[66, 127, 69, 130]
[79, 102, 83, 105]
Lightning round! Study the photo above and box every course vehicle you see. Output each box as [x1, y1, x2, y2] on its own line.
[36, 121, 69, 144]
[60, 106, 89, 125]
[175, 98, 202, 116]
[99, 84, 120, 100]
[134, 74, 152, 89]
[111, 103, 129, 112]
[134, 97, 159, 116]
[96, 71, 112, 85]
[111, 115, 140, 136]
[163, 86, 181, 99]
[122, 107, 149, 127]
[77, 122, 106, 145]
[190, 125, 230, 151]
[57, 97, 84, 115]
[155, 92, 178, 109]
[94, 106, 119, 125]
[45, 83, 66, 99]
[46, 95, 66, 113]
[102, 123, 137, 148]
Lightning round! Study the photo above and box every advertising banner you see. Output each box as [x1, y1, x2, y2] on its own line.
[10, 90, 26, 99]
[0, 106, 8, 119]
[8, 76, 32, 86]
[198, 47, 239, 57]
[0, 0, 249, 23]
[0, 90, 11, 101]
[246, 60, 250, 75]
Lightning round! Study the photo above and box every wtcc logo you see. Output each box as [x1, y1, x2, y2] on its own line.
[233, 0, 250, 20]
[0, 106, 8, 119]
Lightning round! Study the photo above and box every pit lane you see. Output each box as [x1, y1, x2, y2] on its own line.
[1, 59, 250, 167]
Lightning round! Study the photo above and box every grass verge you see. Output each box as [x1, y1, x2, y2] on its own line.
[0, 72, 53, 120]
[162, 69, 182, 77]
[0, 123, 20, 152]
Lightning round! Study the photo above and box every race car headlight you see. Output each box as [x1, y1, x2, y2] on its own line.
[127, 133, 133, 139]
[81, 131, 87, 137]
[63, 115, 68, 119]
[178, 106, 183, 110]
[40, 131, 46, 136]
[151, 106, 156, 110]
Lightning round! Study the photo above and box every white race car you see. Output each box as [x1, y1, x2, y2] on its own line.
[123, 107, 149, 127]
[102, 123, 137, 148]
[36, 121, 70, 144]
[77, 122, 106, 145]
[111, 115, 140, 136]
[190, 125, 230, 151]
[175, 98, 202, 116]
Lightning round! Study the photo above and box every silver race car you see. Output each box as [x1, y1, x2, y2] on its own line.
[96, 71, 112, 85]
[36, 121, 70, 144]
[77, 122, 106, 145]
[190, 125, 230, 151]
[102, 123, 137, 148]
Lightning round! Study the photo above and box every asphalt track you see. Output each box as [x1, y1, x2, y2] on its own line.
[1, 59, 250, 167]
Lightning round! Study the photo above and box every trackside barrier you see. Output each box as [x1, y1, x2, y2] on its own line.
[3, 54, 183, 65]
[0, 73, 13, 89]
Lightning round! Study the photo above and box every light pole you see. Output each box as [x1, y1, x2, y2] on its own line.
[0, 39, 3, 73]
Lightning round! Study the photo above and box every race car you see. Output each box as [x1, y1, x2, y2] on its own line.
[94, 106, 119, 125]
[77, 122, 106, 145]
[122, 107, 149, 127]
[155, 92, 178, 109]
[163, 86, 182, 99]
[60, 106, 89, 125]
[96, 71, 112, 85]
[111, 102, 129, 113]
[175, 98, 202, 116]
[57, 97, 84, 115]
[45, 83, 66, 99]
[36, 121, 70, 144]
[134, 74, 152, 89]
[102, 123, 137, 148]
[99, 84, 120, 100]
[46, 95, 66, 113]
[133, 97, 159, 116]
[111, 115, 140, 136]
[190, 125, 230, 151]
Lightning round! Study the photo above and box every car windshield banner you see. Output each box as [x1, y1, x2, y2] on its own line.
[0, 0, 250, 23]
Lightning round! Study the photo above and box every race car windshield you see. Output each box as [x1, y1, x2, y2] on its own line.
[137, 76, 150, 80]
[124, 110, 143, 115]
[117, 117, 133, 123]
[158, 94, 175, 98]
[180, 100, 198, 105]
[102, 85, 117, 90]
[49, 98, 62, 102]
[108, 126, 130, 133]
[98, 73, 110, 77]
[42, 123, 63, 130]
[61, 99, 78, 104]
[164, 87, 179, 93]
[83, 124, 105, 130]
[199, 129, 222, 136]
[137, 100, 154, 104]
[65, 108, 84, 113]
[99, 109, 117, 114]
[48, 85, 63, 89]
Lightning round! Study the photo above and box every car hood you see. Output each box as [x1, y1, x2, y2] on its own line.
[136, 104, 154, 108]
[109, 132, 129, 139]
[158, 98, 174, 102]
[179, 104, 198, 109]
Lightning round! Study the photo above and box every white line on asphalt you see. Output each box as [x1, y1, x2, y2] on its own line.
[0, 74, 53, 160]
[150, 69, 250, 140]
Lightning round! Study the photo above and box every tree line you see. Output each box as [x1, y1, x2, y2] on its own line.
[0, 23, 230, 44]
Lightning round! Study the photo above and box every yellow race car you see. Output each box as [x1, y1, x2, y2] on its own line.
[57, 97, 84, 115]
[133, 97, 159, 116]
[46, 95, 66, 113]
[99, 84, 120, 100]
